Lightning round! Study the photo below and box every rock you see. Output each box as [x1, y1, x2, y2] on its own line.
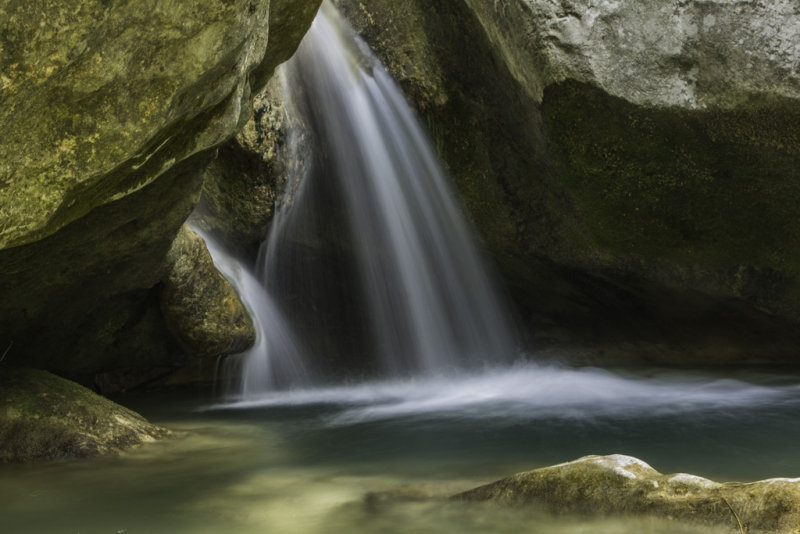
[460, 0, 800, 109]
[160, 224, 255, 356]
[0, 368, 169, 463]
[456, 454, 800, 533]
[332, 0, 800, 367]
[0, 154, 209, 381]
[192, 0, 322, 256]
[191, 77, 289, 255]
[251, 0, 325, 88]
[0, 0, 322, 380]
[0, 0, 270, 250]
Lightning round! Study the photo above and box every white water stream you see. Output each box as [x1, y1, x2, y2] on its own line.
[212, 2, 517, 399]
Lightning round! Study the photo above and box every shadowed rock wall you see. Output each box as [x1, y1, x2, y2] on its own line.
[332, 0, 800, 366]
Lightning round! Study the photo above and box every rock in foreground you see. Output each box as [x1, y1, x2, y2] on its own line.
[0, 368, 168, 463]
[456, 454, 800, 533]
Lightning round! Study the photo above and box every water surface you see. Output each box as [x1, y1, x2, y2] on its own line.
[2, 366, 799, 534]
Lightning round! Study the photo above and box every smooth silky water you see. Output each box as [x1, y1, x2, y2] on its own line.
[2, 366, 800, 534]
[3, 4, 799, 533]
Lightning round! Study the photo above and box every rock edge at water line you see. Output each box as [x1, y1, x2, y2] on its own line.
[454, 454, 800, 533]
[0, 368, 169, 463]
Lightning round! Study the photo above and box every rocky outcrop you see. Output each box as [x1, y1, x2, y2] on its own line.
[0, 367, 169, 462]
[0, 0, 321, 383]
[333, 0, 800, 366]
[191, 78, 291, 256]
[160, 225, 255, 356]
[456, 454, 800, 533]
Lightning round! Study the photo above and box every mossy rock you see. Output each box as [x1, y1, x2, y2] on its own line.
[456, 454, 800, 533]
[160, 224, 255, 356]
[0, 368, 169, 463]
[0, 0, 321, 382]
[332, 0, 800, 367]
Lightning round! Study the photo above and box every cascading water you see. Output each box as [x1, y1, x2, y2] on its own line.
[280, 3, 517, 374]
[216, 2, 518, 399]
[199, 231, 311, 396]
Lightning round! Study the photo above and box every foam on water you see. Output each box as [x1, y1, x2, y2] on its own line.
[208, 363, 800, 425]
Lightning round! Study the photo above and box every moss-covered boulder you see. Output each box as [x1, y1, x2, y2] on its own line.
[0, 368, 168, 463]
[161, 224, 255, 356]
[332, 0, 800, 366]
[456, 455, 800, 533]
[0, 0, 322, 381]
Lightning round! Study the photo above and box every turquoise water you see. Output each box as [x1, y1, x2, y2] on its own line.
[1, 366, 799, 534]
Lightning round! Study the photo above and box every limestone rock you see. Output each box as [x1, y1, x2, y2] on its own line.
[0, 0, 272, 250]
[0, 368, 169, 463]
[160, 225, 255, 356]
[456, 454, 800, 533]
[0, 154, 209, 380]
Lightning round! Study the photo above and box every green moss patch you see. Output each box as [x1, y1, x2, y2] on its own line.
[0, 367, 168, 463]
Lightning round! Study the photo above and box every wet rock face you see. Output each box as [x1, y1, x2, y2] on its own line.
[160, 225, 255, 356]
[0, 368, 169, 463]
[0, 0, 322, 381]
[333, 0, 800, 366]
[456, 454, 800, 533]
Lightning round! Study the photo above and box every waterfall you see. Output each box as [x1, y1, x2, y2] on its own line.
[212, 2, 518, 399]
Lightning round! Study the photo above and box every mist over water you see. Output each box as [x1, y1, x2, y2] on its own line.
[209, 363, 800, 426]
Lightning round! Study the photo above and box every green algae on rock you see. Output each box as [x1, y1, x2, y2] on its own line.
[0, 0, 272, 249]
[0, 368, 169, 463]
[456, 454, 800, 533]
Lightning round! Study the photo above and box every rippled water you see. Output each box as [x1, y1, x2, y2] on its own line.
[1, 366, 799, 534]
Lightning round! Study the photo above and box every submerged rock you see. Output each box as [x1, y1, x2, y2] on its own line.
[456, 454, 800, 533]
[0, 368, 168, 463]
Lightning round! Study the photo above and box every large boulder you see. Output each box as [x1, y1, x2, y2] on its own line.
[0, 0, 322, 383]
[456, 454, 800, 533]
[332, 0, 800, 366]
[0, 367, 168, 463]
